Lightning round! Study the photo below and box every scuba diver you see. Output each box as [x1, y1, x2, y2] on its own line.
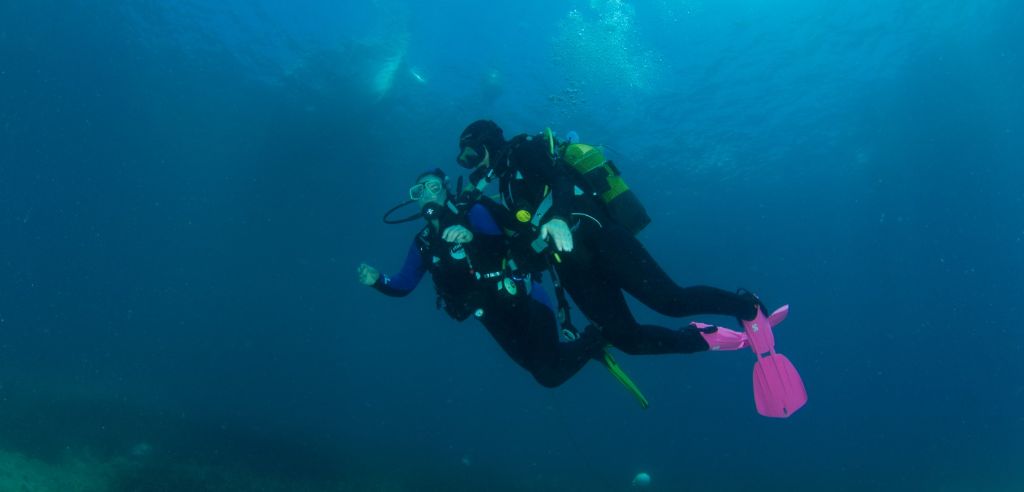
[454, 119, 765, 356]
[357, 168, 605, 388]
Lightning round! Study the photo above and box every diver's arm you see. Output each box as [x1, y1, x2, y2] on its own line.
[544, 168, 576, 225]
[475, 196, 522, 232]
[438, 203, 503, 244]
[368, 241, 426, 297]
[516, 147, 575, 251]
[516, 144, 576, 223]
[442, 225, 474, 243]
[530, 281, 554, 312]
[466, 203, 503, 236]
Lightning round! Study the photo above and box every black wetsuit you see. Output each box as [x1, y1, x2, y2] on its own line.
[372, 201, 603, 387]
[495, 134, 757, 355]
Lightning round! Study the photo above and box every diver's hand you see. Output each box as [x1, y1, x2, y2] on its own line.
[357, 263, 380, 286]
[442, 225, 474, 244]
[540, 218, 573, 252]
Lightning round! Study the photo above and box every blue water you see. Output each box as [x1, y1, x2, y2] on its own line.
[1, 1, 1021, 490]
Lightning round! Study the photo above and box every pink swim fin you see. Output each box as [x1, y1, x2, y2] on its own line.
[741, 303, 807, 418]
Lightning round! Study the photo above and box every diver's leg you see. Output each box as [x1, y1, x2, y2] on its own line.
[478, 306, 533, 371]
[478, 300, 597, 388]
[556, 249, 711, 355]
[595, 224, 758, 320]
[520, 299, 604, 388]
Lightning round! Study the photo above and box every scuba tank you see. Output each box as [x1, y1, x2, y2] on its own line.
[547, 129, 651, 235]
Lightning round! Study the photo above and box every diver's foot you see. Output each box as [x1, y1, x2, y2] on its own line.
[579, 325, 611, 360]
[734, 290, 791, 355]
[688, 322, 749, 351]
[736, 288, 765, 322]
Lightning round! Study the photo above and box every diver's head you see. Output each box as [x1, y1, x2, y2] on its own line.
[410, 169, 449, 219]
[457, 120, 506, 173]
[382, 168, 451, 225]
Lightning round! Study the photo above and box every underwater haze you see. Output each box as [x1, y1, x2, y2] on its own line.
[1, 0, 1022, 491]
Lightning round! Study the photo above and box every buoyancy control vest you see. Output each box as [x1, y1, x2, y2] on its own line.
[501, 130, 651, 235]
[415, 205, 533, 321]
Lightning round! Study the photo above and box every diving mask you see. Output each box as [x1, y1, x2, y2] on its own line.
[409, 180, 443, 200]
[457, 142, 486, 169]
